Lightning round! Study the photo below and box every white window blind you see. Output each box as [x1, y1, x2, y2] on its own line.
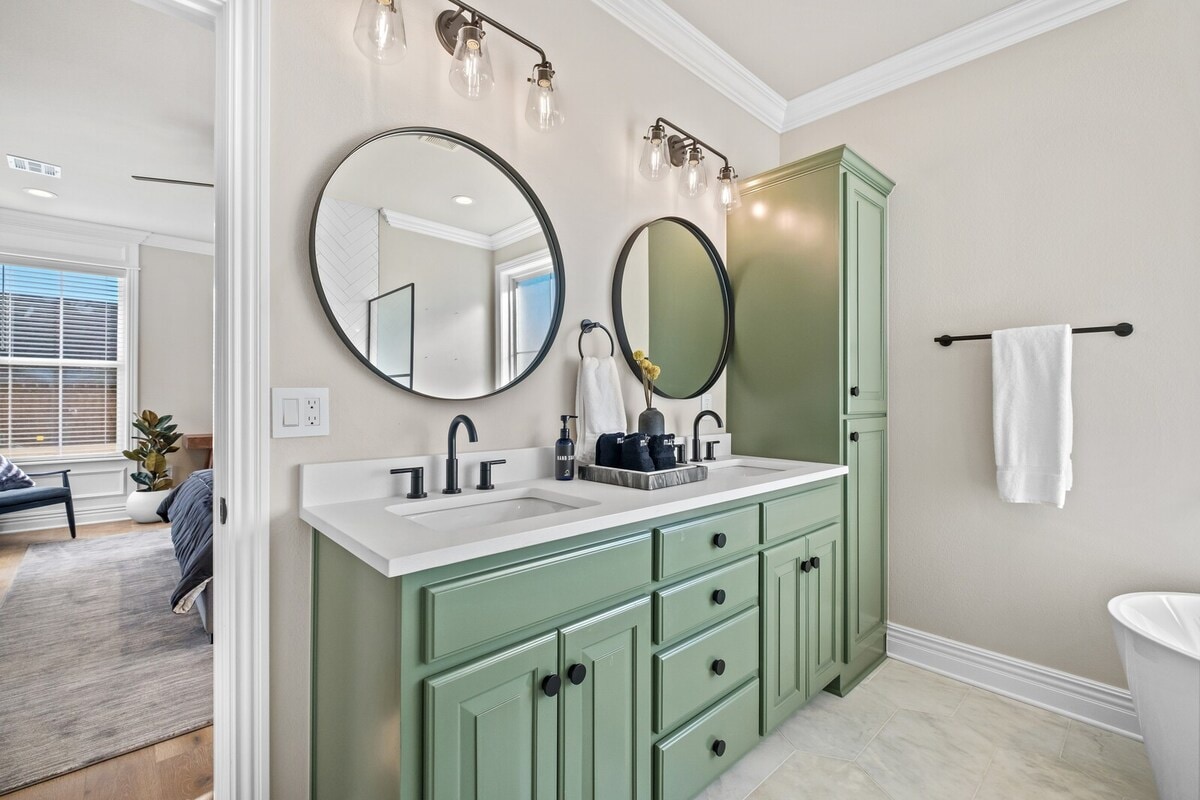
[0, 264, 126, 458]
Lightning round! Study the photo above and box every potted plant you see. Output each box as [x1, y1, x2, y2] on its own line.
[633, 349, 664, 435]
[122, 409, 182, 523]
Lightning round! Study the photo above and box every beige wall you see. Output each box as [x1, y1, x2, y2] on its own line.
[137, 245, 213, 485]
[781, 0, 1200, 688]
[268, 0, 779, 792]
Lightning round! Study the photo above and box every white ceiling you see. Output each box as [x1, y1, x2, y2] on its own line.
[0, 0, 214, 242]
[660, 0, 1020, 98]
[325, 134, 538, 236]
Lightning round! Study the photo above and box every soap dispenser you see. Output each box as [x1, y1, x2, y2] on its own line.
[555, 414, 578, 480]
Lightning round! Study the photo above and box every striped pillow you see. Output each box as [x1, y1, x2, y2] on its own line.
[0, 455, 34, 491]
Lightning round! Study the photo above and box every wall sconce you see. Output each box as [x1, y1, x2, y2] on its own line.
[637, 118, 741, 213]
[434, 1, 563, 131]
[353, 0, 407, 63]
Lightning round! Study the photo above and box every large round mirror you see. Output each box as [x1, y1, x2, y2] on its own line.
[310, 128, 564, 399]
[612, 217, 732, 399]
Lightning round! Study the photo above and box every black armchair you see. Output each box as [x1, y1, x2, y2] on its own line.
[0, 469, 77, 538]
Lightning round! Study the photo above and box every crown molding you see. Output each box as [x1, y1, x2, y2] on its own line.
[0, 207, 148, 269]
[381, 208, 540, 252]
[588, 0, 787, 132]
[590, 0, 1128, 136]
[782, 0, 1130, 130]
[143, 232, 216, 256]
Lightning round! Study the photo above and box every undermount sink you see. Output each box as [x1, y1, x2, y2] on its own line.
[704, 458, 790, 478]
[387, 487, 597, 532]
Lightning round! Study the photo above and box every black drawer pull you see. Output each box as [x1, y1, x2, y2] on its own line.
[712, 739, 727, 757]
[849, 431, 860, 442]
[811, 556, 821, 570]
[800, 558, 813, 573]
[712, 532, 727, 548]
[711, 589, 727, 605]
[542, 674, 561, 697]
[850, 386, 860, 396]
[567, 663, 587, 685]
[711, 658, 726, 676]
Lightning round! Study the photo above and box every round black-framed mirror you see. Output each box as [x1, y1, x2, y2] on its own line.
[611, 217, 733, 399]
[309, 127, 565, 400]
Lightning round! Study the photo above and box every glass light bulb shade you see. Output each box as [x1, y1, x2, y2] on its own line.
[678, 149, 708, 198]
[353, 0, 407, 64]
[525, 65, 563, 131]
[638, 126, 670, 181]
[715, 168, 742, 212]
[448, 24, 493, 99]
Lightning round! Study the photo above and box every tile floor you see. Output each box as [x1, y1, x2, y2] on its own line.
[697, 659, 1158, 800]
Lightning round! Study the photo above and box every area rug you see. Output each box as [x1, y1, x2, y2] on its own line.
[0, 529, 212, 794]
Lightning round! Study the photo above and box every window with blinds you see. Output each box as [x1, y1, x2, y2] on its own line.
[0, 264, 127, 459]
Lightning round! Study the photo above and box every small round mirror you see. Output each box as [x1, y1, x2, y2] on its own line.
[309, 128, 564, 400]
[611, 217, 732, 399]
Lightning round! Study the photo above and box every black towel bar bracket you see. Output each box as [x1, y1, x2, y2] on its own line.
[579, 319, 615, 358]
[934, 322, 1133, 347]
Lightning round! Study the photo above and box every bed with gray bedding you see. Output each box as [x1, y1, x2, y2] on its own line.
[156, 468, 214, 636]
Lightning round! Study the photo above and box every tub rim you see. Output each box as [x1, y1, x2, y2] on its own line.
[1108, 591, 1200, 662]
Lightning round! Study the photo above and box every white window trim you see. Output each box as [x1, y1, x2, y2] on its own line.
[0, 218, 141, 467]
[494, 248, 553, 388]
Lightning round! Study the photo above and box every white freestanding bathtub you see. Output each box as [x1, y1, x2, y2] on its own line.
[1109, 592, 1200, 800]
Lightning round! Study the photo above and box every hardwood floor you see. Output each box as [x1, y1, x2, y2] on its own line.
[0, 520, 213, 799]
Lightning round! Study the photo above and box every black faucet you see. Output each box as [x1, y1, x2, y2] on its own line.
[443, 414, 479, 494]
[692, 410, 723, 463]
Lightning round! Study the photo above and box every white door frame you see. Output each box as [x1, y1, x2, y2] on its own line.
[132, 0, 271, 796]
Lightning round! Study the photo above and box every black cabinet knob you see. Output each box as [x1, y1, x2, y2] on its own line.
[711, 588, 727, 605]
[850, 386, 860, 397]
[800, 558, 813, 573]
[567, 663, 587, 685]
[849, 431, 860, 442]
[711, 658, 726, 676]
[811, 555, 821, 570]
[542, 674, 561, 697]
[712, 739, 727, 757]
[712, 532, 727, 548]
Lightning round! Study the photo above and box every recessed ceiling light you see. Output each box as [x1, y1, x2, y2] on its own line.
[452, 195, 474, 205]
[22, 187, 57, 199]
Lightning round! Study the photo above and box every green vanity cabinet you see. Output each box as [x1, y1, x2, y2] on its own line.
[729, 145, 893, 696]
[760, 522, 843, 732]
[311, 481, 852, 800]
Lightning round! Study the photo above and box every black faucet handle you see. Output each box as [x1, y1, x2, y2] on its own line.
[476, 459, 506, 490]
[674, 443, 688, 464]
[705, 441, 720, 461]
[390, 466, 428, 499]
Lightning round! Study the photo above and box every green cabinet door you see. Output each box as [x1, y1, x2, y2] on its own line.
[761, 536, 808, 733]
[425, 633, 560, 800]
[846, 417, 887, 665]
[805, 522, 844, 698]
[844, 172, 887, 416]
[560, 599, 651, 800]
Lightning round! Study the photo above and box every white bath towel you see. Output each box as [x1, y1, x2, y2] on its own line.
[992, 324, 1073, 508]
[575, 356, 628, 465]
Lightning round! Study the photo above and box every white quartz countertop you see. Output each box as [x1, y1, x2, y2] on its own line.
[300, 449, 846, 577]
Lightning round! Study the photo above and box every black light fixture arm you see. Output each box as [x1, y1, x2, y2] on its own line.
[654, 117, 731, 169]
[441, 0, 549, 66]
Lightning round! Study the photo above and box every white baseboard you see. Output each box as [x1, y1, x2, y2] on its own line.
[886, 622, 1141, 740]
[0, 503, 131, 534]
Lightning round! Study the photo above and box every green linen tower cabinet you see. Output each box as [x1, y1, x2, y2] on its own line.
[728, 145, 893, 692]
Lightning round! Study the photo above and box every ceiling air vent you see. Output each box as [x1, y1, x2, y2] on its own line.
[417, 135, 460, 152]
[7, 155, 61, 178]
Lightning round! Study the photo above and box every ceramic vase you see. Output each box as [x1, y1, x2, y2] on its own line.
[637, 407, 665, 436]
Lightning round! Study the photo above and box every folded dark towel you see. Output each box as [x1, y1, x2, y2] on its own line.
[596, 432, 625, 468]
[620, 433, 656, 472]
[649, 433, 677, 470]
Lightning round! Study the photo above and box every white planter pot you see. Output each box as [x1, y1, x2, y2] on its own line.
[127, 489, 171, 523]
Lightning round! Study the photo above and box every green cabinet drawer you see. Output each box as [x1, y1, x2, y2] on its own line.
[653, 556, 758, 645]
[653, 608, 759, 734]
[653, 678, 761, 800]
[762, 482, 842, 543]
[423, 532, 651, 662]
[654, 506, 759, 581]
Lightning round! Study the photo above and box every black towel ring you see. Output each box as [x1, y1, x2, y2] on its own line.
[578, 319, 615, 358]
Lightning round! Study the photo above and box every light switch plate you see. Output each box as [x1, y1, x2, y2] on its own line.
[273, 388, 330, 438]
